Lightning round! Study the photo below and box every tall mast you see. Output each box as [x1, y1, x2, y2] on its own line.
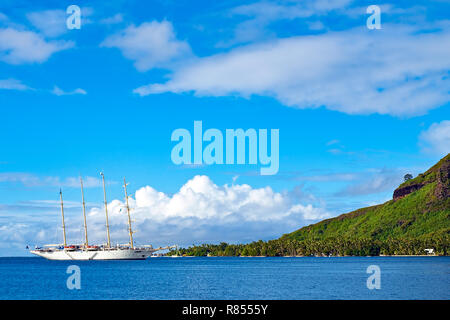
[60, 189, 67, 247]
[80, 177, 89, 247]
[101, 172, 111, 248]
[123, 177, 134, 249]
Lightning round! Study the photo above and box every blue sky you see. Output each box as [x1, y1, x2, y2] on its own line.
[0, 0, 449, 256]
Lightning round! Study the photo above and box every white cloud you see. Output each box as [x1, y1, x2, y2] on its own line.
[0, 81, 87, 95]
[233, 0, 352, 18]
[82, 175, 330, 245]
[63, 176, 102, 188]
[0, 27, 73, 64]
[220, 0, 352, 45]
[298, 172, 359, 182]
[26, 10, 67, 37]
[290, 167, 406, 196]
[101, 21, 191, 71]
[26, 7, 94, 36]
[102, 175, 328, 221]
[326, 139, 340, 146]
[419, 120, 450, 155]
[327, 148, 354, 155]
[51, 86, 87, 96]
[0, 12, 8, 23]
[335, 168, 403, 196]
[134, 24, 450, 117]
[0, 79, 33, 91]
[0, 173, 102, 188]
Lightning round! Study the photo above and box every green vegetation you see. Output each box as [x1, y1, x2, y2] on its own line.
[284, 154, 449, 241]
[168, 237, 448, 257]
[168, 154, 450, 257]
[283, 183, 449, 241]
[398, 154, 448, 188]
[404, 173, 413, 181]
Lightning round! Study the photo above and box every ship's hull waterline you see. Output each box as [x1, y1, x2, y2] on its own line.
[30, 249, 157, 260]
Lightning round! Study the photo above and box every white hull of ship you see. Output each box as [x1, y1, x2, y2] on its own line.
[30, 249, 156, 260]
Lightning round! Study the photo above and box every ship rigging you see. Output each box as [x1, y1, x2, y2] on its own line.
[30, 173, 174, 260]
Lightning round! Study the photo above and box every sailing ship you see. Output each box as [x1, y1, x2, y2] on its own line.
[30, 173, 174, 260]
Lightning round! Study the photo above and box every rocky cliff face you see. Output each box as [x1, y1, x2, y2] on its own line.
[435, 158, 450, 199]
[393, 183, 424, 200]
[393, 154, 450, 201]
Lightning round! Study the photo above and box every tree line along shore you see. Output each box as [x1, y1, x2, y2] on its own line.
[166, 237, 448, 257]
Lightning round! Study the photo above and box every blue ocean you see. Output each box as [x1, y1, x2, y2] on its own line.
[0, 256, 448, 300]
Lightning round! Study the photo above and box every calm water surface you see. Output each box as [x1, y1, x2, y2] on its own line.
[0, 256, 448, 299]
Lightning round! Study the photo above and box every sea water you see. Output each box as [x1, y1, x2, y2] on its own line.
[0, 256, 448, 300]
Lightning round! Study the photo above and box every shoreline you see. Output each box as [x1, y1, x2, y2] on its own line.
[0, 254, 447, 258]
[168, 254, 446, 258]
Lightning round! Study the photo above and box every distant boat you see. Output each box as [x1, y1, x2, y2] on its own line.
[30, 173, 175, 260]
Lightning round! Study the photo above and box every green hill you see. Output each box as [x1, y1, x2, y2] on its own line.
[168, 154, 449, 257]
[282, 154, 450, 241]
